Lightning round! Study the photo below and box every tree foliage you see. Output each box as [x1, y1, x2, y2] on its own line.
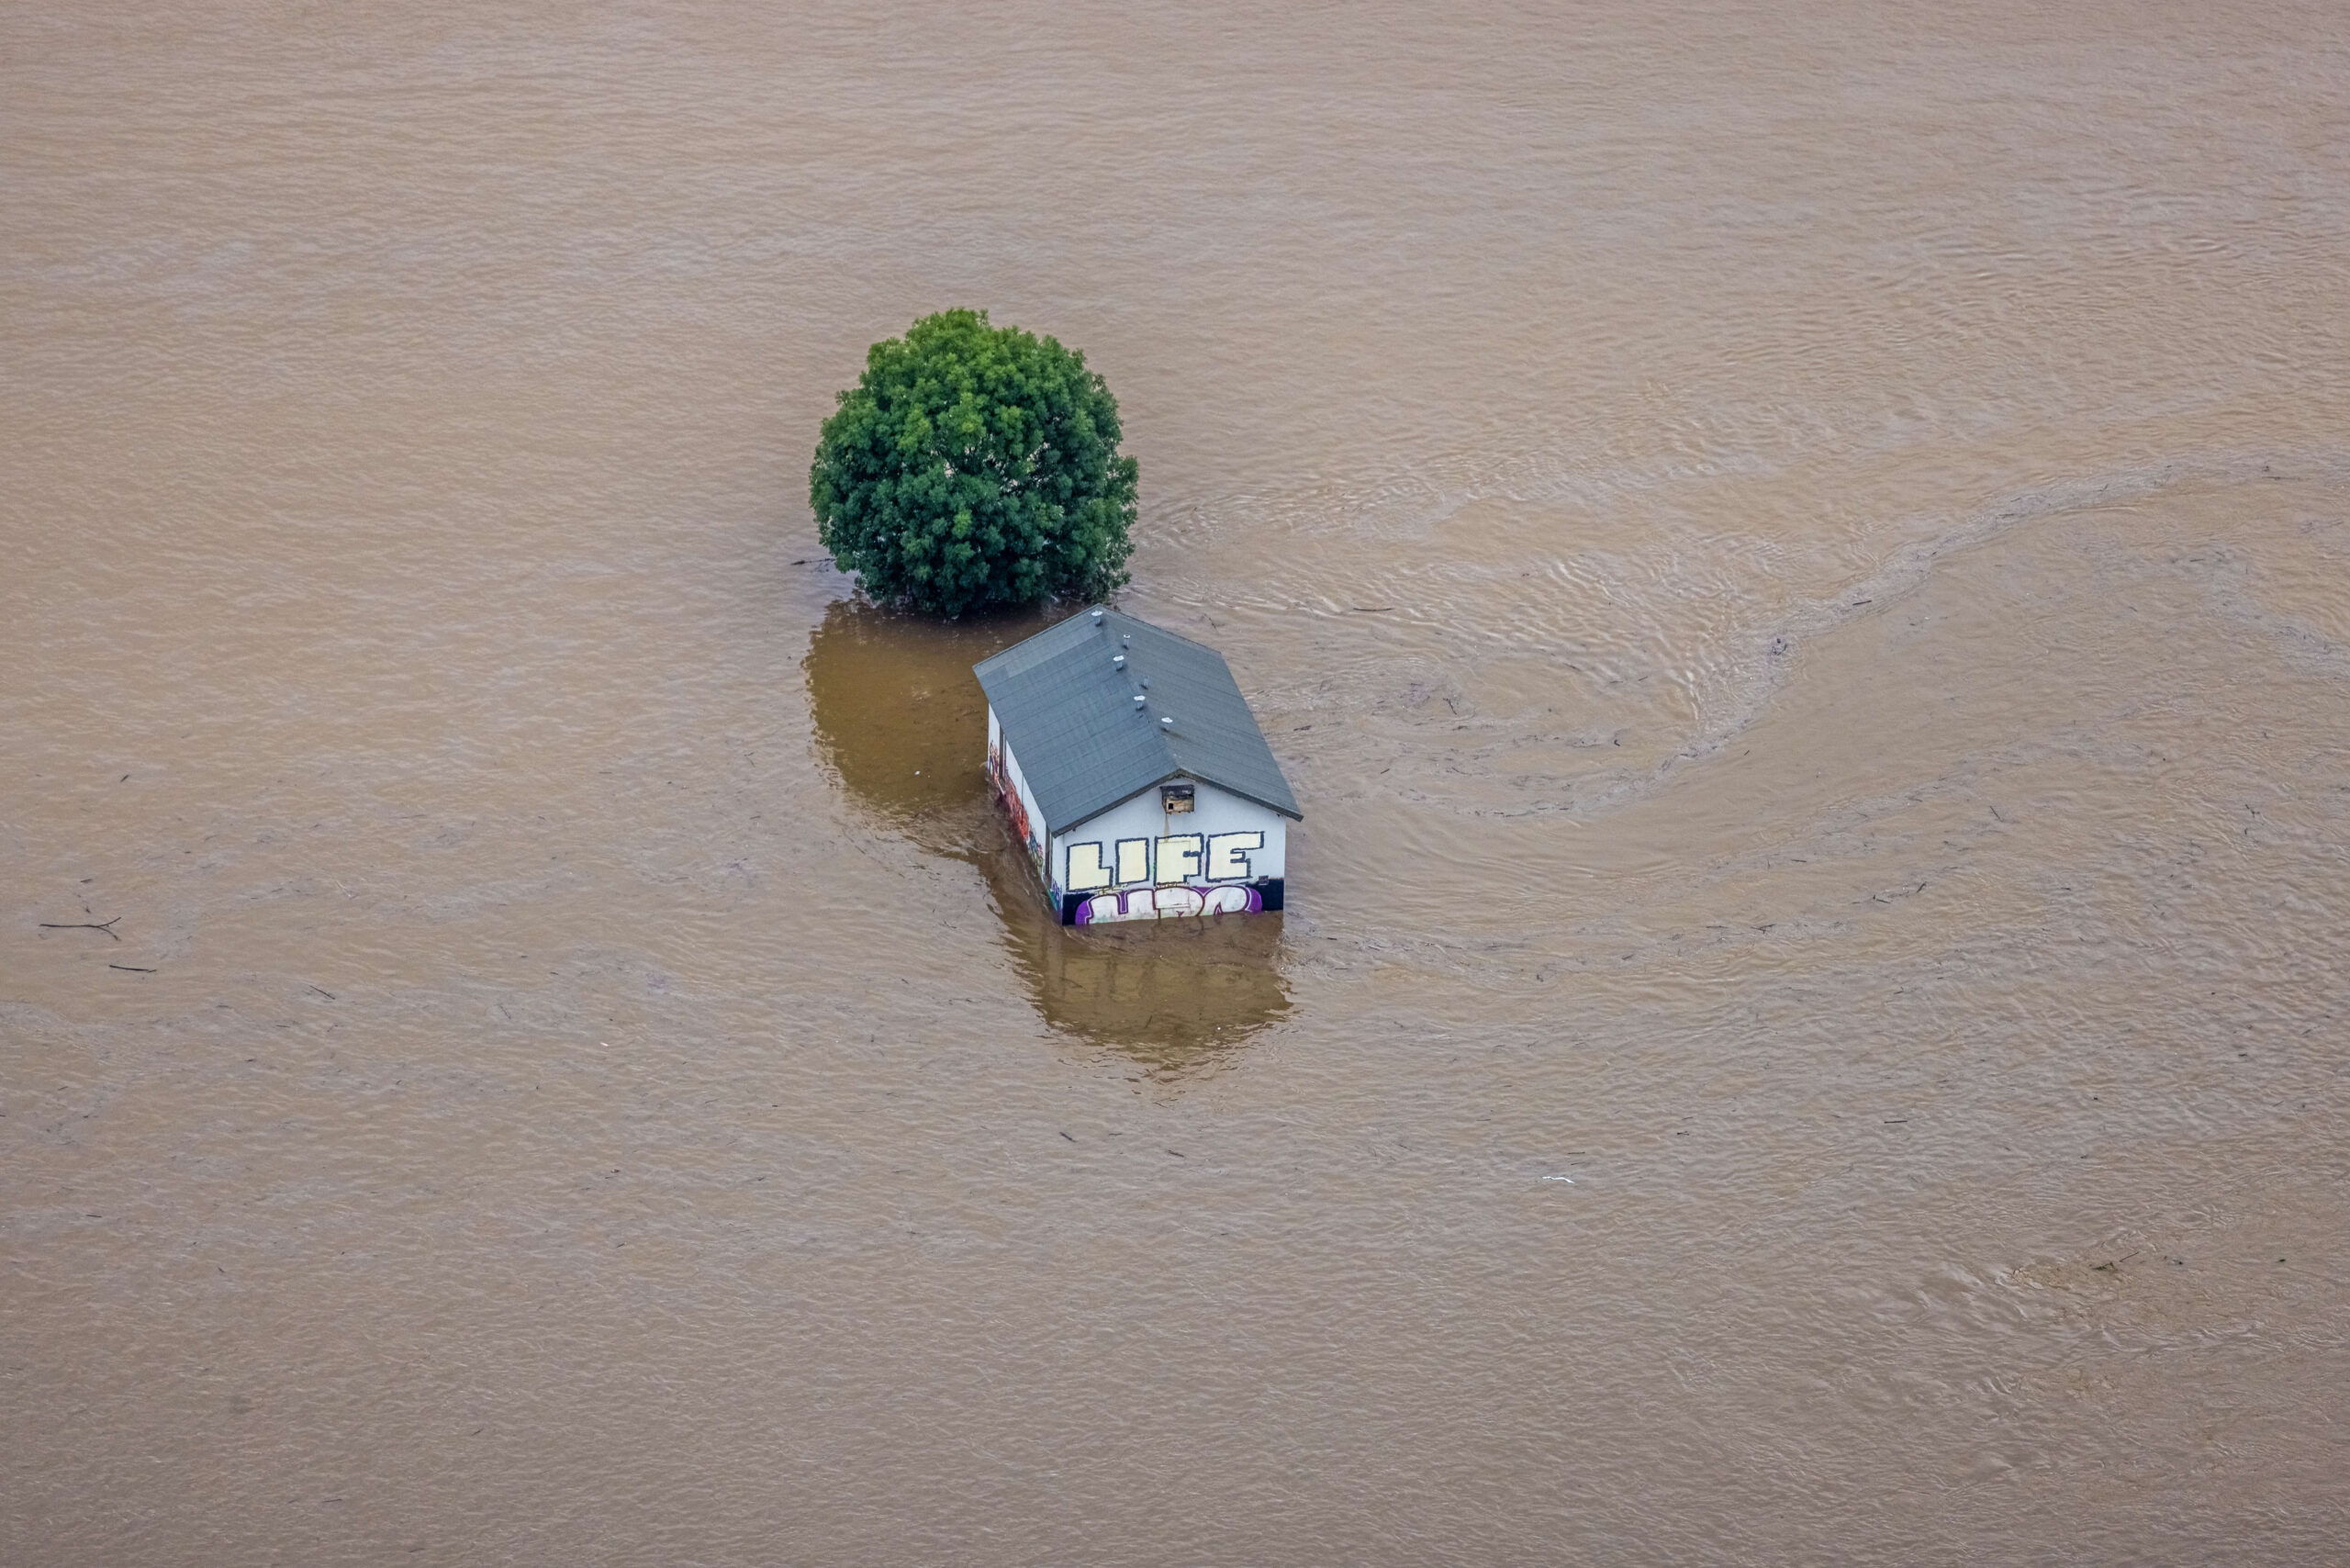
[811, 309, 1139, 618]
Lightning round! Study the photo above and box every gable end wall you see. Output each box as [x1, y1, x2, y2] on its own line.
[1048, 778, 1287, 897]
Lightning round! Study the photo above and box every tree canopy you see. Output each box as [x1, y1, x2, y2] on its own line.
[811, 309, 1139, 618]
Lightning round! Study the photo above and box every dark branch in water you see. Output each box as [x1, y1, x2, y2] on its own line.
[109, 964, 156, 973]
[40, 917, 120, 940]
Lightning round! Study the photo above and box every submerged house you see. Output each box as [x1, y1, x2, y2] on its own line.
[974, 608, 1302, 925]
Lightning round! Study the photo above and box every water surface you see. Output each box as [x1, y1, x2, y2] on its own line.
[5, 3, 2348, 1562]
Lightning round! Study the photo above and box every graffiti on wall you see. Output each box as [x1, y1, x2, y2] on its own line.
[1074, 883, 1264, 924]
[1064, 832, 1262, 892]
[988, 740, 1045, 881]
[1063, 828, 1272, 924]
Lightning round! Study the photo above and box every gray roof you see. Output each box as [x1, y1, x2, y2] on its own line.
[974, 608, 1303, 834]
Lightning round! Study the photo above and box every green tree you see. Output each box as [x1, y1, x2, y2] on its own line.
[811, 309, 1139, 618]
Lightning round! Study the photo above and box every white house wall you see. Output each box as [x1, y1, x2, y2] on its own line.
[985, 707, 1049, 885]
[1047, 778, 1287, 924]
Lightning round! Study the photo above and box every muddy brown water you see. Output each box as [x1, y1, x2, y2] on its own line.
[6, 3, 2349, 1563]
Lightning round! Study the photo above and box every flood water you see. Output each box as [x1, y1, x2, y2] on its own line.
[6, 3, 2349, 1562]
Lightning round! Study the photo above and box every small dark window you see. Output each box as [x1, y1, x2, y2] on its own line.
[1161, 783, 1195, 813]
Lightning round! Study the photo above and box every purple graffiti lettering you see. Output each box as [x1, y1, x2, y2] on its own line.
[1073, 883, 1262, 925]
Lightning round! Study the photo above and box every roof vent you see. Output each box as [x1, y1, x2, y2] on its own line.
[1160, 716, 1174, 730]
[1121, 634, 1131, 646]
[1113, 654, 1126, 669]
[1091, 609, 1103, 625]
[1133, 694, 1147, 709]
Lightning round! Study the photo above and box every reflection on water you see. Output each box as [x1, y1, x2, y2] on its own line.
[803, 598, 1034, 854]
[976, 831, 1290, 1074]
[803, 598, 1292, 1062]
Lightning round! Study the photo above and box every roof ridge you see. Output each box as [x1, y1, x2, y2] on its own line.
[1098, 606, 1222, 655]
